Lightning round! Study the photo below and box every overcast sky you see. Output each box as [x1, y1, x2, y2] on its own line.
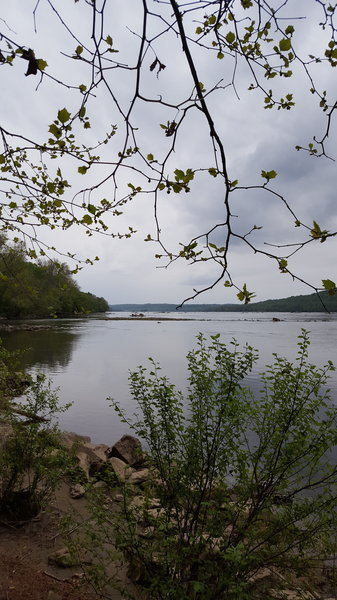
[1, 0, 337, 305]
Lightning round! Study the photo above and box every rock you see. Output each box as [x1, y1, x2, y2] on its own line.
[48, 548, 79, 568]
[107, 435, 144, 467]
[92, 480, 108, 490]
[128, 468, 150, 485]
[130, 496, 161, 509]
[74, 442, 109, 480]
[113, 493, 124, 502]
[59, 431, 91, 450]
[76, 451, 92, 479]
[69, 483, 86, 499]
[83, 442, 109, 462]
[48, 547, 92, 568]
[107, 456, 132, 481]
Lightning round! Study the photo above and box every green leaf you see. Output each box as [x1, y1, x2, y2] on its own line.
[75, 45, 83, 55]
[322, 279, 337, 295]
[225, 31, 236, 44]
[261, 169, 277, 180]
[106, 35, 113, 46]
[285, 25, 295, 36]
[310, 220, 322, 239]
[0, 155, 5, 164]
[37, 59, 48, 71]
[278, 258, 288, 272]
[237, 283, 256, 304]
[79, 105, 86, 118]
[82, 214, 93, 225]
[147, 153, 154, 161]
[79, 84, 87, 93]
[49, 123, 62, 139]
[78, 166, 88, 175]
[279, 38, 291, 52]
[58, 108, 71, 124]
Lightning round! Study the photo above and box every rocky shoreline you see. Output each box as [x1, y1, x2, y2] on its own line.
[1, 426, 336, 600]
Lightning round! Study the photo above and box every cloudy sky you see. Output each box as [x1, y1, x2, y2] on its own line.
[1, 0, 337, 305]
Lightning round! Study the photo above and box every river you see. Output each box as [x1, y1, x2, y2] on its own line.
[1, 311, 337, 444]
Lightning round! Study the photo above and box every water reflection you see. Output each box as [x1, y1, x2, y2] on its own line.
[1, 313, 337, 444]
[0, 328, 80, 371]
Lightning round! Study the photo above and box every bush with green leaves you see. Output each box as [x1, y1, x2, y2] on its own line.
[0, 373, 72, 520]
[79, 331, 337, 599]
[0, 339, 31, 409]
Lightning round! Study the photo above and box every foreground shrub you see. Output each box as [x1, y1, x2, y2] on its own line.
[0, 340, 31, 408]
[78, 331, 337, 599]
[0, 374, 72, 519]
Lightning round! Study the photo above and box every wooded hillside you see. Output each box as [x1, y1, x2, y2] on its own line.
[0, 237, 108, 318]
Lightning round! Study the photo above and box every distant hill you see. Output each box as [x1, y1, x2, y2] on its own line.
[109, 292, 337, 313]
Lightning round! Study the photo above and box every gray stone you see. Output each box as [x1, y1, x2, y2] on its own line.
[74, 442, 109, 479]
[82, 442, 109, 461]
[69, 483, 86, 499]
[48, 547, 92, 568]
[107, 456, 132, 481]
[59, 431, 91, 450]
[108, 435, 144, 467]
[76, 451, 92, 479]
[128, 468, 150, 485]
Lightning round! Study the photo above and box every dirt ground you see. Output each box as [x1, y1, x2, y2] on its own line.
[0, 482, 127, 600]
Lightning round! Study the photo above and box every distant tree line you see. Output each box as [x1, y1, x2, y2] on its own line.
[0, 236, 108, 318]
[110, 292, 337, 313]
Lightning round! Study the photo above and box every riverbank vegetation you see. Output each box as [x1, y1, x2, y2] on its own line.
[1, 332, 337, 598]
[0, 237, 109, 319]
[109, 291, 337, 314]
[68, 331, 337, 599]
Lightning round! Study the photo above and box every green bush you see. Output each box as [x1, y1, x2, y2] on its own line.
[0, 374, 72, 520]
[0, 340, 31, 408]
[79, 331, 337, 599]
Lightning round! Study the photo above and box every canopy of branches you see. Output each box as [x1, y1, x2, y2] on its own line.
[0, 1, 337, 304]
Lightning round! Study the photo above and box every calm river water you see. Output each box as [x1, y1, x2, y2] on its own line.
[1, 311, 337, 444]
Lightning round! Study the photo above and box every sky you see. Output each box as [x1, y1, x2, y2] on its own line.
[1, 0, 337, 305]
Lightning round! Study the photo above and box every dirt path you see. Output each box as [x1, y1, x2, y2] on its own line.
[0, 483, 126, 600]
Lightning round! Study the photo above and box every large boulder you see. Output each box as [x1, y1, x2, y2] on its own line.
[59, 431, 91, 450]
[68, 440, 109, 480]
[107, 435, 144, 467]
[107, 457, 132, 482]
